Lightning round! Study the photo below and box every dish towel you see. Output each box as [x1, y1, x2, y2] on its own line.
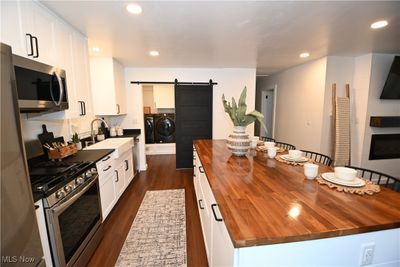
[334, 97, 350, 166]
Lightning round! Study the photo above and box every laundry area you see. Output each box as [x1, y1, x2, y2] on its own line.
[143, 84, 176, 155]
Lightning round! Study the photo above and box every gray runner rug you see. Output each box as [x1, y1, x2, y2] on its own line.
[115, 189, 187, 266]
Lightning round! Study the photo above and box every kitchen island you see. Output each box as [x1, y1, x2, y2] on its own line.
[193, 140, 400, 266]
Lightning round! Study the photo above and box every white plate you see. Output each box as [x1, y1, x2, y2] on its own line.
[280, 154, 309, 163]
[321, 172, 366, 187]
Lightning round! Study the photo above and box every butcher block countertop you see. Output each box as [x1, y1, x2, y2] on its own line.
[193, 140, 400, 248]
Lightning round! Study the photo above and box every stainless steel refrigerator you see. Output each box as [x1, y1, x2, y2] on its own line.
[1, 43, 45, 266]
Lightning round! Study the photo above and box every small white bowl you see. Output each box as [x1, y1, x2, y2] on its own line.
[264, 141, 275, 148]
[289, 149, 303, 160]
[334, 167, 357, 181]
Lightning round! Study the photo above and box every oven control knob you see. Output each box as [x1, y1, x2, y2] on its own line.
[64, 185, 73, 193]
[91, 167, 97, 174]
[55, 190, 65, 199]
[85, 170, 92, 177]
[75, 176, 84, 185]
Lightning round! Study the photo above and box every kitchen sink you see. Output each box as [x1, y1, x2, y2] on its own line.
[84, 137, 134, 158]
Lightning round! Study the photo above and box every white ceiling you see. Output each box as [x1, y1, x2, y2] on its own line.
[42, 1, 400, 74]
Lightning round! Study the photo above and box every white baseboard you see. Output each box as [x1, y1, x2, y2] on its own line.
[145, 143, 176, 155]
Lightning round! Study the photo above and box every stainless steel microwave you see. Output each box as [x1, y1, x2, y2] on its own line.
[13, 55, 68, 113]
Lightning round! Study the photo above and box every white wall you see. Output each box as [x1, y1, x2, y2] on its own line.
[352, 54, 373, 166]
[262, 58, 328, 152]
[120, 68, 256, 170]
[321, 56, 355, 156]
[360, 54, 400, 177]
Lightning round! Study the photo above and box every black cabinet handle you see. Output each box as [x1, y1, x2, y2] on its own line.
[103, 165, 112, 172]
[198, 199, 204, 210]
[125, 160, 129, 171]
[83, 101, 86, 115]
[115, 170, 119, 182]
[78, 101, 84, 116]
[199, 166, 204, 173]
[25, 33, 34, 56]
[116, 104, 120, 114]
[34, 205, 40, 210]
[32, 36, 39, 58]
[211, 204, 223, 222]
[102, 156, 111, 161]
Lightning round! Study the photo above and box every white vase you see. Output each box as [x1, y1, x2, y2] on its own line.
[227, 126, 250, 156]
[97, 134, 105, 141]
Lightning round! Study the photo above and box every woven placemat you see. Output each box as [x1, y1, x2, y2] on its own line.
[316, 176, 380, 195]
[256, 146, 285, 153]
[274, 155, 311, 166]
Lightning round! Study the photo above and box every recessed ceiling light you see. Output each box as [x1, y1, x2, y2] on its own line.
[92, 47, 100, 52]
[149, 51, 159, 57]
[126, 4, 142, 14]
[370, 20, 388, 29]
[299, 52, 310, 58]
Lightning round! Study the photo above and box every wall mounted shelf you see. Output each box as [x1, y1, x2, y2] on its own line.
[370, 116, 400, 127]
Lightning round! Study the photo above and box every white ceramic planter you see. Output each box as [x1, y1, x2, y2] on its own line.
[75, 142, 82, 150]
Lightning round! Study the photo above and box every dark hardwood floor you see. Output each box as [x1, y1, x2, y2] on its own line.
[87, 155, 208, 267]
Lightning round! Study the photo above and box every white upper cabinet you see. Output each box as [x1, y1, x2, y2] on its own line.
[153, 85, 175, 109]
[1, 0, 94, 123]
[30, 2, 56, 65]
[90, 57, 127, 116]
[0, 0, 56, 65]
[0, 1, 30, 57]
[70, 32, 93, 117]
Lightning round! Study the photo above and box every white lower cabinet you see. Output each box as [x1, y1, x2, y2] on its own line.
[97, 150, 136, 221]
[114, 162, 125, 199]
[97, 155, 115, 221]
[124, 152, 134, 187]
[193, 150, 234, 267]
[99, 169, 116, 220]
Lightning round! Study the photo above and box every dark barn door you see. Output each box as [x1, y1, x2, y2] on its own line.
[175, 84, 213, 168]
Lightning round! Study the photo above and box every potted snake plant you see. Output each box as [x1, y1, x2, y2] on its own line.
[222, 86, 267, 156]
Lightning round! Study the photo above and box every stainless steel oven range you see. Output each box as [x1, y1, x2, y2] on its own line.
[30, 161, 103, 267]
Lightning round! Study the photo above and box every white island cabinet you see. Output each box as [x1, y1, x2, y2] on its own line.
[193, 149, 400, 267]
[86, 138, 135, 220]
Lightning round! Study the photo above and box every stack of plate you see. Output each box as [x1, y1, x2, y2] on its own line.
[321, 172, 366, 187]
[279, 154, 309, 163]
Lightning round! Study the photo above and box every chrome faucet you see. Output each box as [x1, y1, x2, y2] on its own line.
[90, 118, 109, 144]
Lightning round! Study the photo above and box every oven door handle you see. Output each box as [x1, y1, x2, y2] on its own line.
[51, 176, 98, 215]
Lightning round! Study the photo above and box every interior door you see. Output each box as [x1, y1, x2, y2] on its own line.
[175, 84, 212, 168]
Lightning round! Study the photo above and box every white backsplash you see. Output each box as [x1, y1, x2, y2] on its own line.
[20, 113, 97, 142]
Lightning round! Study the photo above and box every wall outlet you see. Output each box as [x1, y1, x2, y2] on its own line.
[360, 243, 375, 266]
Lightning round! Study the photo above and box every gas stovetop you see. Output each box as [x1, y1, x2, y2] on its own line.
[29, 160, 94, 197]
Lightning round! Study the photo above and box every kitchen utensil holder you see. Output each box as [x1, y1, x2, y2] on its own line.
[48, 144, 78, 161]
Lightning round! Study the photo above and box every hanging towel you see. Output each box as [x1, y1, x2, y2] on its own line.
[334, 97, 350, 166]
